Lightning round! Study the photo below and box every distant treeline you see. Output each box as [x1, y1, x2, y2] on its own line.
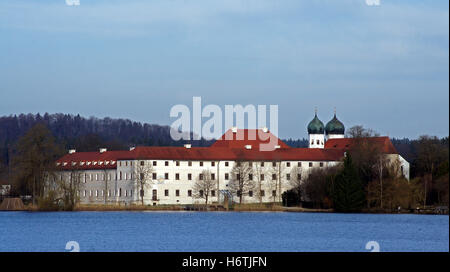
[0, 113, 447, 178]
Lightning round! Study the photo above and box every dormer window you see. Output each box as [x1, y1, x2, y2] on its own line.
[87, 161, 91, 165]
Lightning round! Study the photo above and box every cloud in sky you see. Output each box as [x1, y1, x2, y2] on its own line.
[0, 0, 448, 139]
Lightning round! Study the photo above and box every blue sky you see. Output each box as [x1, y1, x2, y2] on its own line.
[0, 0, 448, 139]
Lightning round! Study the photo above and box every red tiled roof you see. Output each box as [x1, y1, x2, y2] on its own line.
[56, 129, 349, 170]
[324, 137, 398, 154]
[211, 129, 290, 150]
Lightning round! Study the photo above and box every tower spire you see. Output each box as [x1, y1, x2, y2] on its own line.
[315, 107, 318, 116]
[334, 107, 336, 117]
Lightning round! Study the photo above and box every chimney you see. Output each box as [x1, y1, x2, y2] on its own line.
[231, 127, 238, 133]
[184, 144, 191, 149]
[99, 148, 107, 153]
[68, 149, 76, 154]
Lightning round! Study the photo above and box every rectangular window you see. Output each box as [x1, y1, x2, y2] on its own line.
[165, 189, 169, 196]
[153, 161, 157, 166]
[249, 174, 253, 180]
[309, 162, 313, 167]
[286, 162, 291, 167]
[188, 173, 192, 180]
[298, 162, 302, 167]
[297, 174, 302, 181]
[320, 162, 324, 167]
[236, 174, 241, 180]
[165, 173, 169, 180]
[176, 190, 180, 197]
[260, 190, 265, 197]
[225, 173, 229, 180]
[211, 161, 215, 167]
[272, 174, 277, 180]
[260, 174, 264, 181]
[152, 173, 157, 180]
[175, 173, 180, 180]
[286, 174, 291, 180]
[225, 162, 229, 167]
[188, 190, 192, 197]
[272, 162, 277, 167]
[176, 161, 180, 166]
[200, 161, 203, 166]
[211, 173, 215, 180]
[199, 190, 204, 197]
[211, 190, 215, 197]
[272, 190, 276, 197]
[261, 162, 265, 167]
[249, 162, 253, 167]
[140, 161, 145, 166]
[249, 191, 253, 197]
[188, 161, 192, 166]
[165, 161, 169, 166]
[199, 174, 203, 180]
[140, 173, 144, 180]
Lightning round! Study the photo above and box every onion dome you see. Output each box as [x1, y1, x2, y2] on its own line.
[307, 112, 324, 134]
[325, 113, 345, 135]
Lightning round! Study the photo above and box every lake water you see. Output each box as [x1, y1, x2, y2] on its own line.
[0, 211, 448, 252]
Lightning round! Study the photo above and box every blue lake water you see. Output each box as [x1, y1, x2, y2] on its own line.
[0, 211, 448, 252]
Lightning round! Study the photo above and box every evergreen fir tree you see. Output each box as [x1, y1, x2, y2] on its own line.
[332, 154, 366, 212]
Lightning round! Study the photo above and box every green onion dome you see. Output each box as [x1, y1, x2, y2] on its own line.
[307, 113, 324, 134]
[325, 114, 345, 135]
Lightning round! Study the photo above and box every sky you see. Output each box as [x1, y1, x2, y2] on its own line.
[0, 0, 448, 140]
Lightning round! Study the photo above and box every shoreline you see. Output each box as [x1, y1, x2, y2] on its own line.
[2, 203, 447, 215]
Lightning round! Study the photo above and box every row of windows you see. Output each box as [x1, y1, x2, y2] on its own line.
[136, 161, 325, 168]
[80, 188, 132, 198]
[150, 172, 302, 181]
[162, 189, 277, 198]
[80, 188, 278, 199]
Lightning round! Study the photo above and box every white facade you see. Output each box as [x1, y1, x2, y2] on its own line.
[57, 158, 339, 206]
[326, 134, 345, 140]
[309, 134, 325, 148]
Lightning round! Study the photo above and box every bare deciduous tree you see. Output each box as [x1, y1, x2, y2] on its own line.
[134, 160, 154, 205]
[229, 161, 254, 204]
[254, 163, 266, 204]
[193, 170, 215, 205]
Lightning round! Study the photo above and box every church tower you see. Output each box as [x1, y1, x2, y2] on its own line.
[307, 109, 325, 148]
[325, 109, 345, 140]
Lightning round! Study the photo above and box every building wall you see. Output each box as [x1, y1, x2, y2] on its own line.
[57, 159, 341, 206]
[309, 134, 325, 148]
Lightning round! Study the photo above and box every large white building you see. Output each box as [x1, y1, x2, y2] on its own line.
[54, 113, 410, 206]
